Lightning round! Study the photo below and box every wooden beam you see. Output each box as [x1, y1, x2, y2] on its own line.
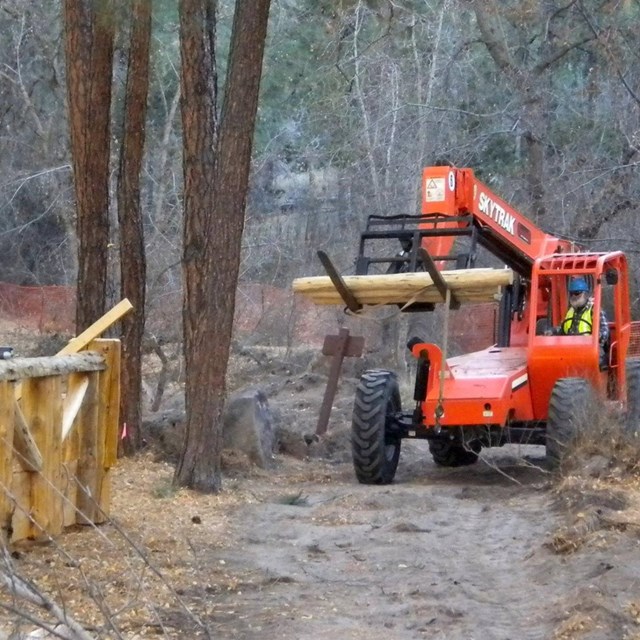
[57, 298, 133, 356]
[0, 352, 105, 382]
[22, 376, 64, 538]
[292, 268, 512, 307]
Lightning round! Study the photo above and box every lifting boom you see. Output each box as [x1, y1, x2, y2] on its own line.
[419, 166, 577, 275]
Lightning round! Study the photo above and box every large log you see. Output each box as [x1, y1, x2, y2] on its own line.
[0, 352, 105, 382]
[292, 268, 513, 306]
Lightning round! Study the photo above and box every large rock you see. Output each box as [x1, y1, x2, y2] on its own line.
[142, 388, 275, 470]
[223, 388, 275, 469]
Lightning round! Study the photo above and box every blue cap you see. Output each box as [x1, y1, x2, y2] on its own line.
[569, 277, 589, 294]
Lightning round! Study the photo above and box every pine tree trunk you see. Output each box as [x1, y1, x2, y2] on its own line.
[176, 0, 271, 493]
[117, 0, 151, 454]
[64, 0, 114, 331]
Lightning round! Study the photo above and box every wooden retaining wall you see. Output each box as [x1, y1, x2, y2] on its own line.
[0, 339, 121, 543]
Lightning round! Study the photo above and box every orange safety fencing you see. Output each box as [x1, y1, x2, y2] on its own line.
[0, 282, 335, 346]
[16, 283, 639, 360]
[0, 283, 75, 333]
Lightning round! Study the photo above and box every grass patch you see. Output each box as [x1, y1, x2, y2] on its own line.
[151, 479, 178, 499]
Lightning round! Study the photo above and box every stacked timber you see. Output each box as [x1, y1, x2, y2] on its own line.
[292, 268, 513, 307]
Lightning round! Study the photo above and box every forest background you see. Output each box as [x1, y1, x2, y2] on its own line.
[1, 0, 639, 376]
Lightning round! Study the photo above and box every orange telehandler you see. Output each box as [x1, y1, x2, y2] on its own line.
[320, 166, 640, 483]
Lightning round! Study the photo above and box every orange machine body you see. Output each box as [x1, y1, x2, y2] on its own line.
[411, 167, 635, 432]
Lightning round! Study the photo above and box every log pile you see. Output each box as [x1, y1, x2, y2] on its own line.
[292, 268, 513, 307]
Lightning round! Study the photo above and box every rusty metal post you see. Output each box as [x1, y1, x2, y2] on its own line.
[315, 328, 364, 436]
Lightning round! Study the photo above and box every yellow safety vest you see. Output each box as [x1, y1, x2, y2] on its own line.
[561, 305, 593, 336]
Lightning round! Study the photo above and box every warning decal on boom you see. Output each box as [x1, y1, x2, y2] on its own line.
[425, 178, 445, 202]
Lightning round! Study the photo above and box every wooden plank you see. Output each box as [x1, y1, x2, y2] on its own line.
[322, 333, 365, 358]
[316, 328, 359, 436]
[63, 388, 80, 464]
[99, 467, 112, 522]
[0, 381, 15, 540]
[21, 376, 64, 539]
[61, 460, 78, 528]
[13, 401, 43, 472]
[10, 470, 32, 542]
[292, 268, 513, 307]
[75, 374, 100, 525]
[45, 377, 64, 536]
[57, 299, 133, 356]
[309, 288, 503, 305]
[62, 373, 90, 441]
[62, 376, 81, 528]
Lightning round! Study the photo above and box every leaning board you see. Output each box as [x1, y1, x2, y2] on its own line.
[292, 268, 514, 306]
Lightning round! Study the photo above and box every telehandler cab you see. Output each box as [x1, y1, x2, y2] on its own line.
[293, 166, 640, 483]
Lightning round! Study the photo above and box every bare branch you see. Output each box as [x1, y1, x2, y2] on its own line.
[578, 0, 640, 107]
[533, 36, 595, 74]
[0, 546, 94, 640]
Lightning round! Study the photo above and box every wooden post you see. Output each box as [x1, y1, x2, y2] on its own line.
[0, 381, 15, 540]
[91, 339, 121, 520]
[315, 328, 364, 436]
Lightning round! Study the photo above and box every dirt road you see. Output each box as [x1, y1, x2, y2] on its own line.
[4, 440, 640, 639]
[201, 443, 640, 640]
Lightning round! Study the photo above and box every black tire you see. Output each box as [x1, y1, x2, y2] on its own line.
[351, 370, 401, 484]
[625, 359, 640, 436]
[429, 438, 481, 467]
[546, 377, 592, 469]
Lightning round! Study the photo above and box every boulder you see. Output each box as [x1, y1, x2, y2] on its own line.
[223, 388, 275, 469]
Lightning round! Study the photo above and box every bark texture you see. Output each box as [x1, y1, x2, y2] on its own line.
[117, 0, 152, 454]
[176, 0, 271, 492]
[64, 0, 115, 331]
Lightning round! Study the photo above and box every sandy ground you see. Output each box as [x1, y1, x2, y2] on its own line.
[3, 348, 640, 639]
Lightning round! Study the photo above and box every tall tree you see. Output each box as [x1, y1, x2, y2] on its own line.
[64, 0, 115, 330]
[117, 0, 152, 454]
[176, 0, 272, 492]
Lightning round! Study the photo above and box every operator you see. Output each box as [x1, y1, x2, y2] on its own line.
[547, 277, 610, 365]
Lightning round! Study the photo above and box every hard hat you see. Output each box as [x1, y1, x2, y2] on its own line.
[569, 277, 589, 294]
